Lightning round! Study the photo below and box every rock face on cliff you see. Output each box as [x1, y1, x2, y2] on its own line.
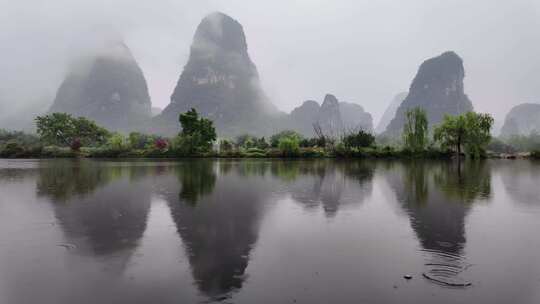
[500, 103, 540, 137]
[339, 101, 373, 132]
[289, 94, 372, 136]
[49, 42, 151, 131]
[156, 12, 278, 136]
[290, 100, 321, 135]
[318, 94, 344, 135]
[384, 52, 474, 136]
[375, 92, 407, 134]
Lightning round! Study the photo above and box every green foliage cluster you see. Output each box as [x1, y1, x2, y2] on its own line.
[0, 129, 42, 158]
[235, 134, 269, 150]
[2, 108, 517, 160]
[433, 112, 494, 158]
[270, 130, 303, 148]
[278, 136, 300, 157]
[174, 108, 216, 156]
[35, 113, 109, 149]
[0, 129, 40, 146]
[403, 107, 429, 152]
[128, 132, 154, 150]
[342, 130, 375, 149]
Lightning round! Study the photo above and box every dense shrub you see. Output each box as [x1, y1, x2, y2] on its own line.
[0, 142, 25, 158]
[278, 137, 300, 157]
[299, 137, 325, 148]
[154, 138, 169, 150]
[342, 130, 375, 149]
[219, 139, 234, 152]
[70, 138, 82, 151]
[271, 130, 303, 148]
[128, 132, 159, 150]
[106, 133, 129, 151]
[299, 147, 327, 158]
[41, 146, 77, 158]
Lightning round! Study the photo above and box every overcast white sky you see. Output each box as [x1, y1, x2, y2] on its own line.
[1, 0, 539, 126]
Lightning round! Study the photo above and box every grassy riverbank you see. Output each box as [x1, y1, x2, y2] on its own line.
[3, 143, 536, 160]
[2, 109, 539, 160]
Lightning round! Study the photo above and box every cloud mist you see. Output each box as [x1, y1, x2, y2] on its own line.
[0, 0, 539, 130]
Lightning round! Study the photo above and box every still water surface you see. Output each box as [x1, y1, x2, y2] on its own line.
[0, 159, 539, 304]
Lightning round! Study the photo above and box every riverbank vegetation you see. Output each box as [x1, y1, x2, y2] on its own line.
[1, 107, 537, 159]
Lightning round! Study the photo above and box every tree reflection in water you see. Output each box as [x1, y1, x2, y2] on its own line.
[386, 160, 491, 287]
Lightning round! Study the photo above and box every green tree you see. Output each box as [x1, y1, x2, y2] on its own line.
[176, 108, 216, 155]
[219, 139, 234, 153]
[235, 134, 254, 147]
[35, 113, 109, 149]
[107, 133, 129, 151]
[270, 130, 303, 148]
[403, 107, 428, 152]
[255, 137, 269, 149]
[343, 130, 375, 149]
[128, 132, 156, 150]
[433, 112, 494, 158]
[278, 136, 300, 157]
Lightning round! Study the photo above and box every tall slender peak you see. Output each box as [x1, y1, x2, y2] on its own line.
[318, 94, 343, 135]
[157, 12, 278, 136]
[321, 94, 339, 108]
[49, 40, 152, 132]
[192, 12, 248, 55]
[384, 51, 473, 136]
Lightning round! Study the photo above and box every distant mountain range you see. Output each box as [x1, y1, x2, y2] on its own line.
[46, 13, 516, 140]
[290, 94, 372, 136]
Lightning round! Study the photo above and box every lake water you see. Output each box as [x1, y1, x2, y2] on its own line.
[0, 159, 539, 304]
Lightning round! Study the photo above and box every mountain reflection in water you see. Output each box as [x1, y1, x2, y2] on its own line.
[385, 160, 491, 287]
[0, 159, 539, 304]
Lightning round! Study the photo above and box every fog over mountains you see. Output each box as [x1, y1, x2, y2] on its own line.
[0, 1, 539, 135]
[500, 103, 540, 137]
[155, 12, 280, 136]
[49, 41, 152, 132]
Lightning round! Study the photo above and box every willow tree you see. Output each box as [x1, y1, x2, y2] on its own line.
[403, 107, 429, 152]
[433, 112, 494, 158]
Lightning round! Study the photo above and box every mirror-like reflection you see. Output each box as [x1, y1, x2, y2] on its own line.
[157, 161, 273, 300]
[497, 160, 540, 206]
[386, 160, 491, 287]
[281, 160, 374, 217]
[37, 162, 153, 276]
[0, 159, 539, 304]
